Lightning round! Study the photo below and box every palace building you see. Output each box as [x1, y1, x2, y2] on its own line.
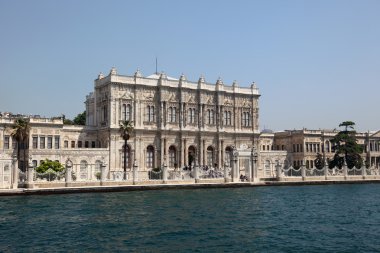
[1, 67, 379, 184]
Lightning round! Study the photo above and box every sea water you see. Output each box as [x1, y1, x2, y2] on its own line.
[1, 184, 380, 252]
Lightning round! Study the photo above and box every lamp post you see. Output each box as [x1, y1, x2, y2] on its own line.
[120, 121, 134, 181]
[122, 132, 129, 180]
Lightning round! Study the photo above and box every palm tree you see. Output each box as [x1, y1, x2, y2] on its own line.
[11, 118, 30, 172]
[119, 120, 134, 179]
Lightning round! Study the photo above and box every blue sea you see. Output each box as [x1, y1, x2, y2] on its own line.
[1, 184, 380, 252]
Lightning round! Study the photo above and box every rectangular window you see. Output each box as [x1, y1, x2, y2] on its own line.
[71, 141, 75, 148]
[40, 136, 45, 149]
[54, 136, 60, 149]
[4, 136, 10, 149]
[47, 136, 53, 149]
[85, 141, 89, 148]
[32, 136, 38, 149]
[78, 141, 82, 148]
[92, 141, 96, 148]
[64, 140, 68, 148]
[12, 138, 17, 149]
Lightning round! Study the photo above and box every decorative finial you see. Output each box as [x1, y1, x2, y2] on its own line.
[216, 77, 223, 85]
[134, 68, 142, 77]
[251, 81, 257, 89]
[110, 67, 117, 75]
[198, 75, 205, 83]
[159, 72, 167, 79]
[98, 72, 104, 79]
[232, 80, 238, 87]
[180, 73, 186, 81]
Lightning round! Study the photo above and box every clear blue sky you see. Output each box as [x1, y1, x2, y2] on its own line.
[0, 0, 379, 132]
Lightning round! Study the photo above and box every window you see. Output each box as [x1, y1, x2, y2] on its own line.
[121, 145, 131, 168]
[207, 109, 215, 125]
[92, 141, 96, 148]
[168, 107, 176, 123]
[78, 141, 82, 148]
[169, 146, 176, 167]
[40, 136, 45, 149]
[12, 138, 17, 149]
[224, 111, 232, 126]
[64, 140, 68, 148]
[85, 141, 89, 148]
[32, 136, 38, 149]
[103, 105, 108, 122]
[71, 141, 75, 148]
[54, 136, 60, 149]
[122, 104, 126, 121]
[146, 146, 154, 168]
[47, 136, 53, 149]
[146, 105, 155, 122]
[32, 160, 37, 168]
[122, 104, 132, 121]
[4, 136, 10, 149]
[188, 108, 196, 124]
[242, 112, 251, 127]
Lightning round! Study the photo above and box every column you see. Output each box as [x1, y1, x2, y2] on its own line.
[133, 159, 138, 184]
[27, 160, 34, 189]
[199, 139, 203, 167]
[224, 161, 229, 183]
[100, 160, 107, 185]
[163, 160, 168, 183]
[184, 139, 187, 167]
[11, 155, 18, 189]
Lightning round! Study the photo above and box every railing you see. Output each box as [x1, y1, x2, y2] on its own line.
[281, 166, 380, 180]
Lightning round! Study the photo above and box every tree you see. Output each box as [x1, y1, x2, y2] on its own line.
[119, 120, 134, 179]
[35, 159, 64, 173]
[314, 153, 325, 170]
[10, 118, 30, 171]
[329, 121, 363, 169]
[73, 111, 86, 125]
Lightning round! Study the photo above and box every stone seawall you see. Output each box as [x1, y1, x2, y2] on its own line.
[1, 179, 380, 196]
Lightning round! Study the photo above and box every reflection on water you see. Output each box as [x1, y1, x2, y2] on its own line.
[1, 184, 380, 252]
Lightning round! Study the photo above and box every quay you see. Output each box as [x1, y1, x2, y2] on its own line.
[2, 178, 380, 196]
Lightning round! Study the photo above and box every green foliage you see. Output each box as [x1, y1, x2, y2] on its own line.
[314, 153, 325, 169]
[329, 121, 363, 169]
[119, 120, 134, 140]
[11, 118, 30, 143]
[63, 118, 74, 125]
[35, 159, 64, 173]
[73, 111, 86, 125]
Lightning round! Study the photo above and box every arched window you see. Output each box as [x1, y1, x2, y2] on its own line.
[169, 146, 177, 167]
[95, 160, 102, 179]
[225, 146, 233, 167]
[80, 160, 88, 180]
[207, 146, 214, 167]
[146, 145, 154, 168]
[121, 145, 132, 169]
